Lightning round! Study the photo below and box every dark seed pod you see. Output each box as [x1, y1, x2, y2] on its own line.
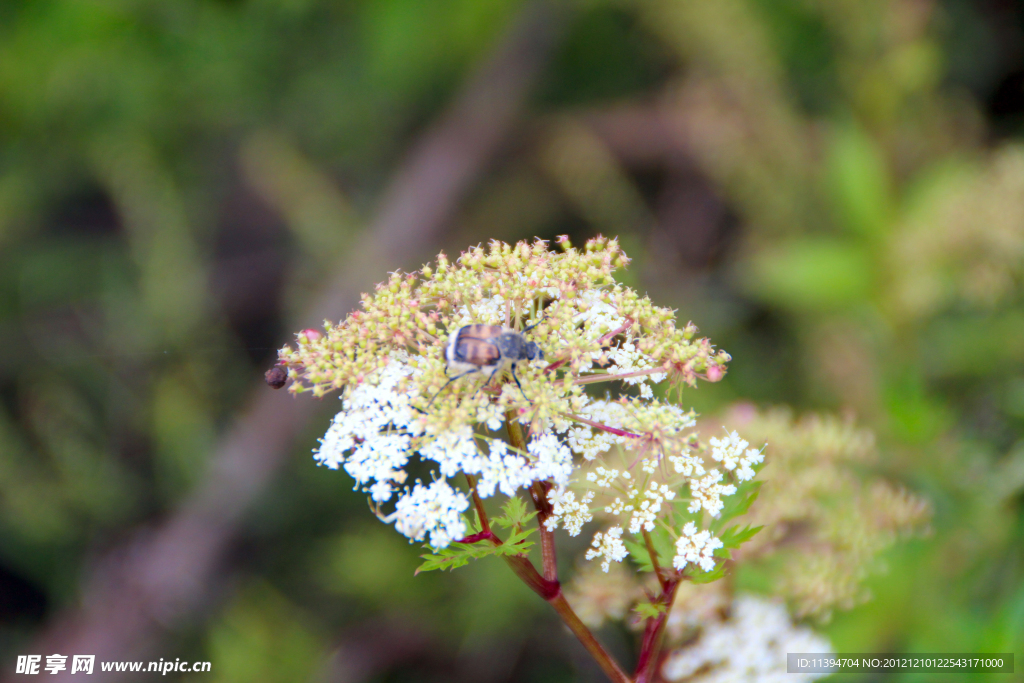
[265, 366, 288, 389]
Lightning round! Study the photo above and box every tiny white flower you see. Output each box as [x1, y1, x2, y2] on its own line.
[546, 488, 595, 536]
[388, 479, 469, 549]
[688, 469, 737, 517]
[668, 452, 705, 477]
[736, 447, 764, 482]
[672, 521, 723, 572]
[709, 429, 749, 472]
[586, 526, 628, 572]
[528, 431, 574, 486]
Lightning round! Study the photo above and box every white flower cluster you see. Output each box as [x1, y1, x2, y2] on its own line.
[545, 487, 595, 536]
[586, 526, 629, 572]
[385, 479, 469, 549]
[316, 351, 574, 548]
[628, 481, 676, 534]
[672, 522, 724, 572]
[661, 595, 833, 683]
[568, 401, 632, 460]
[607, 339, 667, 398]
[317, 354, 421, 501]
[688, 470, 737, 518]
[709, 429, 765, 482]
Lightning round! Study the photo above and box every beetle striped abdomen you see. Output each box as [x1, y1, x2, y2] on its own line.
[459, 324, 504, 340]
[457, 336, 501, 366]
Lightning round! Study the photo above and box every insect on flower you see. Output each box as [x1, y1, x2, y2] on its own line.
[424, 322, 544, 409]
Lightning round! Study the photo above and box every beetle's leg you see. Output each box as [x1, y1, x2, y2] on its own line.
[472, 363, 505, 400]
[421, 368, 479, 412]
[510, 363, 530, 402]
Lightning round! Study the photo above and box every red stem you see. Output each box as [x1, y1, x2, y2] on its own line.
[465, 474, 491, 534]
[634, 579, 679, 683]
[501, 409, 630, 683]
[642, 529, 669, 591]
[574, 366, 668, 386]
[595, 317, 635, 346]
[564, 412, 641, 439]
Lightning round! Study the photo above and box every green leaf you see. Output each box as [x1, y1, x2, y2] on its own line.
[623, 526, 675, 573]
[826, 122, 893, 241]
[719, 524, 763, 550]
[688, 562, 727, 584]
[634, 601, 667, 619]
[414, 523, 536, 574]
[493, 495, 537, 529]
[744, 238, 873, 312]
[711, 481, 763, 533]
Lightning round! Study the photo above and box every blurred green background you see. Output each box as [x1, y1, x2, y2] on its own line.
[0, 0, 1023, 680]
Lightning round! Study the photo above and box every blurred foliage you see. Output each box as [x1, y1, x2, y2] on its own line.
[1, 0, 1023, 680]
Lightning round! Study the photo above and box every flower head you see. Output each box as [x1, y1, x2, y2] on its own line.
[277, 238, 751, 562]
[673, 522, 723, 573]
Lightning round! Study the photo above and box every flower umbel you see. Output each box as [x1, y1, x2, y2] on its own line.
[277, 237, 759, 683]
[278, 237, 743, 556]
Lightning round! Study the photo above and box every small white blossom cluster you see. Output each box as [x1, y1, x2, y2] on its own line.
[688, 470, 737, 517]
[545, 488, 595, 536]
[673, 522, 724, 572]
[586, 526, 629, 572]
[709, 429, 765, 482]
[661, 595, 833, 683]
[569, 289, 666, 398]
[315, 352, 573, 548]
[386, 479, 470, 549]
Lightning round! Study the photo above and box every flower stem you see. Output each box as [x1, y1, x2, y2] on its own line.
[564, 413, 641, 439]
[507, 411, 558, 582]
[595, 317, 635, 346]
[574, 366, 667, 386]
[496, 546, 632, 683]
[465, 474, 491, 534]
[502, 410, 631, 683]
[531, 482, 558, 581]
[642, 528, 668, 591]
[634, 578, 679, 683]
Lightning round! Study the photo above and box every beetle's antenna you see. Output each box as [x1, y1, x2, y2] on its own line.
[523, 314, 546, 333]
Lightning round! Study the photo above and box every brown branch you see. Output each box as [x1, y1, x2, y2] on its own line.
[11, 5, 564, 681]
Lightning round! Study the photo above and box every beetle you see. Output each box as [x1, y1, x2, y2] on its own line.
[424, 323, 544, 409]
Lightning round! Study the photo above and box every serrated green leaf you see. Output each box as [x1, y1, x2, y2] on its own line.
[416, 542, 483, 573]
[688, 562, 727, 584]
[624, 526, 675, 573]
[712, 481, 763, 533]
[623, 538, 654, 572]
[719, 524, 763, 550]
[415, 523, 537, 574]
[494, 495, 537, 529]
[634, 601, 667, 619]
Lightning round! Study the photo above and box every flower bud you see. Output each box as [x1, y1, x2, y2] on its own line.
[706, 364, 726, 382]
[299, 329, 323, 343]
